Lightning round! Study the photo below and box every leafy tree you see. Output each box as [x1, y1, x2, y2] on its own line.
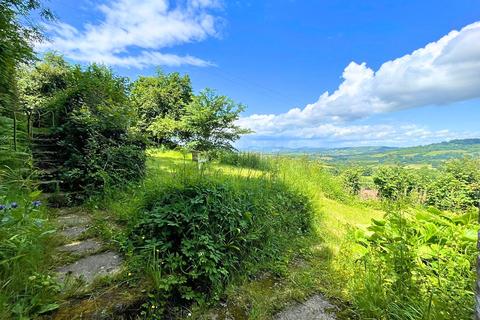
[179, 89, 251, 154]
[131, 70, 192, 145]
[342, 167, 362, 195]
[373, 166, 417, 200]
[17, 53, 72, 134]
[426, 158, 480, 210]
[0, 0, 52, 166]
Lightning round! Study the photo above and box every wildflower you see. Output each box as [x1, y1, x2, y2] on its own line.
[10, 202, 18, 209]
[128, 272, 132, 276]
[0, 204, 5, 210]
[32, 200, 42, 208]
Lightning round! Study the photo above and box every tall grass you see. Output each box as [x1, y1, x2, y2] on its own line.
[0, 182, 58, 318]
[218, 151, 272, 171]
[87, 150, 476, 319]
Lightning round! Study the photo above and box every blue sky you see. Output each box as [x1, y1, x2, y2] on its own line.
[39, 0, 480, 149]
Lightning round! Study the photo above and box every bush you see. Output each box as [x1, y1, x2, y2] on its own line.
[218, 151, 271, 171]
[341, 167, 362, 195]
[373, 166, 417, 200]
[20, 58, 147, 198]
[128, 178, 311, 310]
[350, 205, 476, 319]
[426, 158, 480, 210]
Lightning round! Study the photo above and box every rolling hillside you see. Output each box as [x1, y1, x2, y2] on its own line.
[268, 139, 480, 166]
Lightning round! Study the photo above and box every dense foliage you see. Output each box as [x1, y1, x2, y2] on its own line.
[0, 192, 58, 318]
[131, 70, 193, 145]
[351, 205, 476, 319]
[18, 55, 146, 198]
[373, 158, 480, 211]
[128, 178, 311, 313]
[0, 0, 51, 170]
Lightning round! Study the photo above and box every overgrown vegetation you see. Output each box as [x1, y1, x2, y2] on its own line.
[126, 175, 311, 315]
[218, 151, 272, 171]
[0, 1, 478, 319]
[0, 187, 58, 318]
[350, 204, 476, 319]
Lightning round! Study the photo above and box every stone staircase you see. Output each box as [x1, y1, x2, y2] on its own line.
[31, 129, 72, 206]
[53, 208, 123, 285]
[46, 207, 144, 319]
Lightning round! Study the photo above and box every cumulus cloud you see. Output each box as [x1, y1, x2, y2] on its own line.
[239, 22, 480, 142]
[37, 0, 222, 68]
[236, 123, 477, 150]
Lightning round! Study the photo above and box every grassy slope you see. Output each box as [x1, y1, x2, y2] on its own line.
[84, 150, 382, 319]
[151, 152, 382, 319]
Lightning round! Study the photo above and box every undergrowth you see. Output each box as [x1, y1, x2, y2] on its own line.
[0, 181, 58, 319]
[117, 155, 313, 317]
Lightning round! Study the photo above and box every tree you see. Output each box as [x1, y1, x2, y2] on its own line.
[342, 167, 362, 195]
[131, 70, 192, 145]
[373, 166, 417, 200]
[0, 0, 52, 168]
[179, 88, 251, 156]
[17, 53, 72, 135]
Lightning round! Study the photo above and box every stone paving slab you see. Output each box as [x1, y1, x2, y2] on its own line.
[57, 214, 91, 227]
[275, 295, 337, 320]
[58, 239, 102, 255]
[57, 251, 123, 284]
[60, 226, 88, 239]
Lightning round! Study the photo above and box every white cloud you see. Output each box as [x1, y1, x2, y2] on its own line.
[236, 123, 477, 150]
[240, 21, 480, 143]
[37, 0, 222, 68]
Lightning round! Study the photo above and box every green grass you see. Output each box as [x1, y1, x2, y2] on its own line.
[0, 183, 59, 319]
[4, 148, 473, 319]
[95, 150, 380, 319]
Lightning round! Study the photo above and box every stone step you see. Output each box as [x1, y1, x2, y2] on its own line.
[275, 295, 337, 320]
[60, 226, 88, 240]
[57, 251, 123, 284]
[57, 214, 91, 227]
[58, 239, 102, 255]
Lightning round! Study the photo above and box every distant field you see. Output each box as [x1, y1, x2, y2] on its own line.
[269, 139, 480, 167]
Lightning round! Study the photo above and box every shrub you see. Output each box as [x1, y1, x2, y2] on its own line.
[128, 178, 311, 310]
[341, 167, 362, 195]
[373, 166, 417, 200]
[426, 158, 480, 210]
[350, 205, 476, 319]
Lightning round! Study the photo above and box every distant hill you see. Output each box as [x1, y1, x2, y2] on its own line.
[258, 139, 480, 167]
